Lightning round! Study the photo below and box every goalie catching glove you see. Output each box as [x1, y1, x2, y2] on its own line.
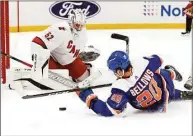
[79, 45, 100, 62]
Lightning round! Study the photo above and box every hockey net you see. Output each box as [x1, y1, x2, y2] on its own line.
[0, 1, 10, 84]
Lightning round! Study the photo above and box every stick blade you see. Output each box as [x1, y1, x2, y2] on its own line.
[111, 33, 129, 45]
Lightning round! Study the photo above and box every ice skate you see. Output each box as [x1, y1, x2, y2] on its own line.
[164, 65, 183, 81]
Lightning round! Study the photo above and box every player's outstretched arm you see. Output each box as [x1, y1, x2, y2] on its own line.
[77, 88, 128, 117]
[76, 89, 113, 117]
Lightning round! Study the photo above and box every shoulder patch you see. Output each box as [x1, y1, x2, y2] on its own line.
[111, 94, 123, 103]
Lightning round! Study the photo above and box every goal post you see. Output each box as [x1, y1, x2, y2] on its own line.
[1, 1, 10, 84]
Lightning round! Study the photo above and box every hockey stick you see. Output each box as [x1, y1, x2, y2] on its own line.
[1, 51, 33, 68]
[1, 51, 77, 88]
[22, 83, 112, 99]
[111, 33, 129, 54]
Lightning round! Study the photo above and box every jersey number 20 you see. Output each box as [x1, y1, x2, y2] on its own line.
[136, 78, 162, 108]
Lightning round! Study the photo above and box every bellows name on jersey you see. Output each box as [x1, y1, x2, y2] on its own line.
[130, 69, 154, 96]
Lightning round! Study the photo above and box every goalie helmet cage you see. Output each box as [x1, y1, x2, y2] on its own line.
[0, 1, 10, 84]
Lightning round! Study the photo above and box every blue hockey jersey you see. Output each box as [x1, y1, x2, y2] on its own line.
[77, 55, 175, 117]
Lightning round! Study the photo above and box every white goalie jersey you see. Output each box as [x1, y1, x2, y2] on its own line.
[31, 21, 87, 65]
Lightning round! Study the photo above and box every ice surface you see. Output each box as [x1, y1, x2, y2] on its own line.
[1, 29, 192, 135]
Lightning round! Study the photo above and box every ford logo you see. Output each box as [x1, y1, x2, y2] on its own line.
[49, 1, 101, 20]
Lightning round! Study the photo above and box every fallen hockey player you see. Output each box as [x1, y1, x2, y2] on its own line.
[75, 51, 193, 117]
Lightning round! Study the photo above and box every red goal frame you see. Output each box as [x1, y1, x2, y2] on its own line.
[1, 1, 10, 84]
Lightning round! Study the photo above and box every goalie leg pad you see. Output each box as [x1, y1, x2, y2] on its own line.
[77, 66, 102, 88]
[31, 43, 50, 81]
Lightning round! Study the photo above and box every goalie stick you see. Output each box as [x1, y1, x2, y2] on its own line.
[111, 33, 129, 54]
[1, 51, 33, 67]
[22, 82, 112, 99]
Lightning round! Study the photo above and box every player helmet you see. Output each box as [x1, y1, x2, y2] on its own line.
[68, 9, 86, 31]
[107, 51, 130, 72]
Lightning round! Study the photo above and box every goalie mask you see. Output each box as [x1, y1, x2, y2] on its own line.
[68, 9, 86, 31]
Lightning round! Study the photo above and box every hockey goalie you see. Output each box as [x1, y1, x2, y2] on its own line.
[11, 9, 101, 91]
